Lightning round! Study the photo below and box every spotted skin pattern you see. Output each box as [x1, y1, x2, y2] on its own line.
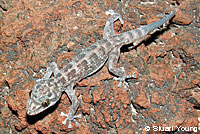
[26, 10, 176, 128]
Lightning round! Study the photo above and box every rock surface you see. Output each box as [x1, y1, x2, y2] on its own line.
[0, 0, 199, 133]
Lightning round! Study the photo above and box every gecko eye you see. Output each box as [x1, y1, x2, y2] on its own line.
[41, 99, 50, 107]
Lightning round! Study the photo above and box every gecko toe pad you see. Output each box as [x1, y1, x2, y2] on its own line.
[61, 112, 81, 128]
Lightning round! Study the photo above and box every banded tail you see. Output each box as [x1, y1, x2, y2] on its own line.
[122, 11, 176, 44]
[142, 11, 176, 33]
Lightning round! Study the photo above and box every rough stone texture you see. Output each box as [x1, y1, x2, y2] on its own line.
[0, 0, 200, 133]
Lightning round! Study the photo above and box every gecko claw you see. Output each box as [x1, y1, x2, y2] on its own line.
[61, 112, 81, 128]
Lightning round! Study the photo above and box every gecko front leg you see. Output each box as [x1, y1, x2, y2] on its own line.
[61, 83, 81, 128]
[37, 61, 60, 81]
[34, 61, 61, 89]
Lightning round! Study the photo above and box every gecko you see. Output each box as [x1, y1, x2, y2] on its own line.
[26, 10, 176, 128]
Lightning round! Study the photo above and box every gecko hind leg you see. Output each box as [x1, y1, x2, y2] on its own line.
[108, 47, 136, 91]
[103, 10, 124, 39]
[61, 83, 81, 128]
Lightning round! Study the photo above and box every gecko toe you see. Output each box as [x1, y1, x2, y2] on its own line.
[60, 112, 81, 128]
[126, 73, 137, 79]
[113, 77, 129, 91]
[68, 120, 72, 128]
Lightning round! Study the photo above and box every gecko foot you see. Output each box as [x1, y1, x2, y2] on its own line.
[105, 9, 124, 25]
[61, 112, 81, 128]
[113, 77, 129, 90]
[113, 67, 137, 91]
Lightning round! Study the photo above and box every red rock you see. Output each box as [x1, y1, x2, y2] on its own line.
[1, 105, 11, 119]
[81, 102, 91, 115]
[14, 121, 27, 131]
[75, 122, 91, 134]
[118, 90, 130, 105]
[149, 63, 175, 82]
[134, 90, 150, 108]
[165, 36, 179, 52]
[111, 101, 115, 109]
[160, 31, 173, 40]
[57, 52, 76, 64]
[113, 108, 118, 121]
[181, 117, 199, 128]
[151, 91, 163, 105]
[5, 77, 18, 89]
[123, 104, 128, 109]
[173, 10, 194, 25]
[169, 105, 177, 114]
[163, 115, 185, 128]
[101, 109, 111, 123]
[90, 115, 96, 124]
[96, 113, 106, 128]
[115, 101, 121, 109]
[22, 81, 36, 90]
[92, 86, 104, 104]
[77, 79, 90, 87]
[115, 118, 123, 128]
[118, 124, 136, 134]
[82, 89, 91, 103]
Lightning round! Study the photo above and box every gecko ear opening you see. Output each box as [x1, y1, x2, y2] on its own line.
[41, 99, 50, 107]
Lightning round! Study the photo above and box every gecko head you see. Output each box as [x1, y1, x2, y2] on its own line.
[26, 79, 62, 116]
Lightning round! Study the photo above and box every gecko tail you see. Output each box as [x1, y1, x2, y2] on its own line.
[123, 11, 176, 44]
[143, 11, 176, 33]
